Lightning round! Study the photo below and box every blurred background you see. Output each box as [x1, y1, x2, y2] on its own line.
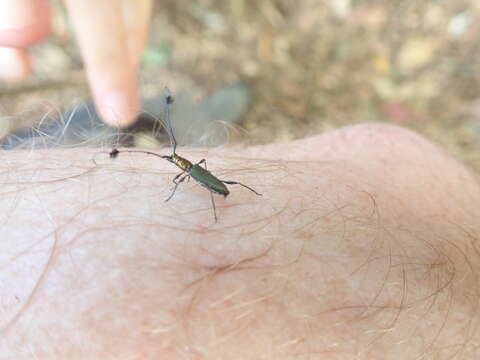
[1, 0, 480, 171]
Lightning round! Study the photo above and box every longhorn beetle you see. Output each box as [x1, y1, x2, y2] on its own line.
[109, 89, 262, 221]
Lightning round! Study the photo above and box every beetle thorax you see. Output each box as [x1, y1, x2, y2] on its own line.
[172, 154, 193, 171]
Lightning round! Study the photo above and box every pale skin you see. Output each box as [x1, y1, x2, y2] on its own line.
[1, 123, 480, 359]
[1, 3, 480, 357]
[0, 0, 152, 126]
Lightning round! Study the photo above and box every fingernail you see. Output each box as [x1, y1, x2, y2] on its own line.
[98, 91, 139, 127]
[0, 0, 38, 30]
[0, 46, 31, 81]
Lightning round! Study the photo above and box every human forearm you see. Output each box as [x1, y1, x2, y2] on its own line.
[1, 125, 480, 359]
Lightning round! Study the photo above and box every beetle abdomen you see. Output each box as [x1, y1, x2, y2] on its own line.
[189, 165, 229, 196]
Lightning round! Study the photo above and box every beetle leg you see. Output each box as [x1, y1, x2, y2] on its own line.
[172, 171, 185, 183]
[195, 159, 220, 221]
[196, 159, 207, 168]
[209, 190, 218, 222]
[220, 180, 262, 196]
[165, 172, 188, 202]
[197, 158, 261, 196]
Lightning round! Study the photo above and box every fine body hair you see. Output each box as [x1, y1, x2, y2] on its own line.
[0, 120, 480, 359]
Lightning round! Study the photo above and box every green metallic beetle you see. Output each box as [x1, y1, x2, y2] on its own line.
[110, 90, 261, 221]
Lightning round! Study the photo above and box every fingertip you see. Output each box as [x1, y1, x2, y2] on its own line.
[96, 90, 140, 127]
[63, 1, 141, 127]
[0, 46, 31, 81]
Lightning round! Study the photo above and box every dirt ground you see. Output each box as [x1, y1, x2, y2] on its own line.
[2, 0, 480, 172]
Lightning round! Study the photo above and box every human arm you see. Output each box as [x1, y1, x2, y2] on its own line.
[1, 124, 480, 359]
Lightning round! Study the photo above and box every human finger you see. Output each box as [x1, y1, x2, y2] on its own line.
[120, 0, 152, 69]
[0, 0, 50, 81]
[0, 47, 31, 81]
[0, 0, 50, 47]
[63, 0, 140, 127]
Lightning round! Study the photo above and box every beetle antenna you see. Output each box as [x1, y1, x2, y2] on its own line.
[164, 87, 177, 154]
[109, 148, 169, 160]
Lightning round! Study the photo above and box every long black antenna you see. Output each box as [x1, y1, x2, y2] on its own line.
[164, 87, 177, 154]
